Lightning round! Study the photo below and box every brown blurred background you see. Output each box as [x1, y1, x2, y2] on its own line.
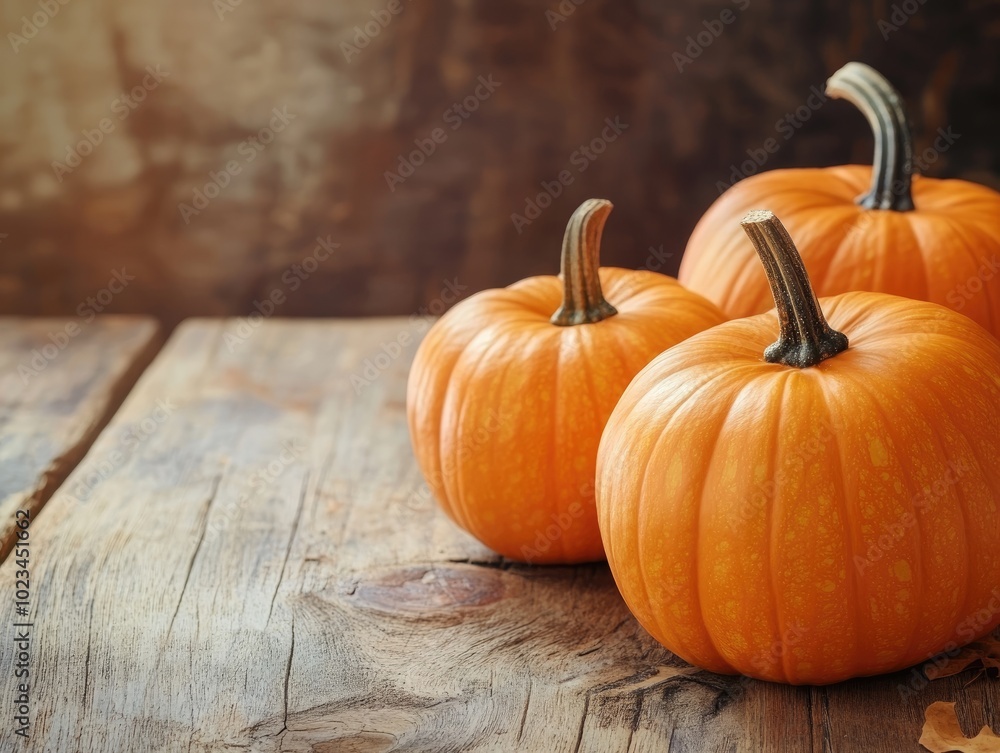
[1, 0, 998, 328]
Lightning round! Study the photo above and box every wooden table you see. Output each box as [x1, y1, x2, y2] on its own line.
[0, 316, 996, 752]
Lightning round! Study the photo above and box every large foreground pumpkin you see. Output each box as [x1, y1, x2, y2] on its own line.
[407, 199, 726, 563]
[598, 209, 1000, 684]
[679, 62, 1000, 334]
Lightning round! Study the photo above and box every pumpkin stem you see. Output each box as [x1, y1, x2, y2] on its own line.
[741, 210, 849, 368]
[826, 62, 915, 212]
[550, 199, 619, 326]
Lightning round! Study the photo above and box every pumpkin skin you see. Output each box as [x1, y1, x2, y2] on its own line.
[678, 63, 1000, 333]
[407, 200, 726, 564]
[598, 211, 1000, 684]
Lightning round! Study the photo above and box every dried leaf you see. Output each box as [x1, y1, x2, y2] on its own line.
[919, 701, 1000, 753]
[928, 635, 1000, 681]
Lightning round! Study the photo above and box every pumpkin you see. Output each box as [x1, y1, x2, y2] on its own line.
[597, 209, 1000, 684]
[678, 62, 1000, 334]
[407, 199, 726, 564]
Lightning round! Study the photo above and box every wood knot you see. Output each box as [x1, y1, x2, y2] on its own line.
[350, 565, 506, 613]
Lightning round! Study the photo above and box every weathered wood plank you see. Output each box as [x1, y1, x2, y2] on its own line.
[0, 316, 161, 562]
[0, 318, 996, 752]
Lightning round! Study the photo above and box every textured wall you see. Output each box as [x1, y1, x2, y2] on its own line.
[1, 0, 998, 326]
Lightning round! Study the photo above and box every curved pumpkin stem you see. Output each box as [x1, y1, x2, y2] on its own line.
[826, 62, 915, 212]
[551, 199, 618, 326]
[741, 210, 849, 368]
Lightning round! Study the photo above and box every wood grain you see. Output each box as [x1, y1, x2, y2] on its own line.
[0, 317, 996, 752]
[0, 316, 161, 562]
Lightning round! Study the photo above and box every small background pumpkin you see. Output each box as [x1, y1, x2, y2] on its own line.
[679, 62, 1000, 334]
[599, 209, 1000, 684]
[407, 199, 726, 564]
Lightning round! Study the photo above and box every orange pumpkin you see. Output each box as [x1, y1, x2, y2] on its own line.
[597, 209, 1000, 684]
[407, 199, 726, 563]
[679, 62, 1000, 334]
